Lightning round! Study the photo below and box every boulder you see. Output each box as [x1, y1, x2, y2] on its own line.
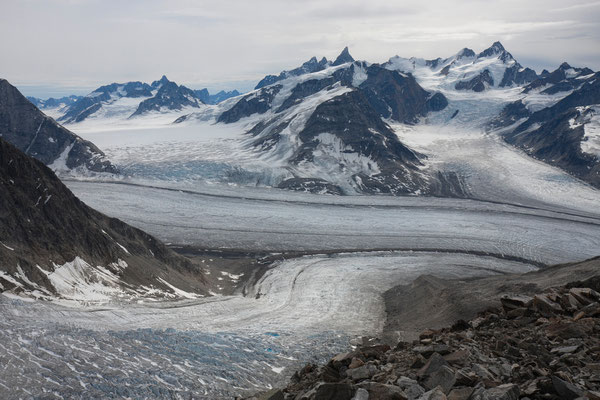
[347, 364, 379, 382]
[352, 388, 369, 400]
[569, 288, 600, 305]
[533, 294, 563, 317]
[358, 382, 407, 400]
[500, 295, 533, 312]
[397, 377, 426, 400]
[416, 387, 447, 400]
[447, 387, 474, 400]
[443, 350, 470, 365]
[418, 353, 449, 378]
[313, 383, 356, 400]
[551, 376, 583, 400]
[470, 383, 519, 400]
[423, 366, 456, 393]
[255, 389, 284, 400]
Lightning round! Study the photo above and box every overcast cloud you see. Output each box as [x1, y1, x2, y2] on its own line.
[1, 0, 599, 97]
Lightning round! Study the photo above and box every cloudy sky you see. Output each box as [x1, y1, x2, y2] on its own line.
[2, 0, 599, 98]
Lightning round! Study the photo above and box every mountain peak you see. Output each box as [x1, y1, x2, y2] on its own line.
[332, 46, 354, 66]
[478, 41, 515, 63]
[151, 75, 171, 88]
[491, 41, 505, 50]
[478, 41, 506, 57]
[457, 48, 476, 59]
[559, 62, 572, 70]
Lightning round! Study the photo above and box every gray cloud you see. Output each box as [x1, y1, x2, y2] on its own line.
[1, 0, 598, 98]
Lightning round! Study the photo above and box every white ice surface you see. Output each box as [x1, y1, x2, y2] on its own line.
[580, 105, 600, 157]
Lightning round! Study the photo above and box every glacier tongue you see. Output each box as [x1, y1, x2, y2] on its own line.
[0, 252, 535, 398]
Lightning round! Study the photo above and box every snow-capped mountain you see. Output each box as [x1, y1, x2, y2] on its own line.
[0, 78, 117, 174]
[384, 41, 538, 92]
[129, 75, 203, 117]
[56, 76, 206, 123]
[0, 137, 208, 303]
[179, 48, 464, 195]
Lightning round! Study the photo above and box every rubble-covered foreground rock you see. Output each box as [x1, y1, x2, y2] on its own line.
[249, 276, 600, 400]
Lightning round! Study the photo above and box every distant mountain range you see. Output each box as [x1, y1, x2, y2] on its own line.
[2, 41, 598, 193]
[26, 77, 242, 124]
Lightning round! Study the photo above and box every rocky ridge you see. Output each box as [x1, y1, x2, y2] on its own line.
[0, 79, 117, 174]
[0, 137, 207, 301]
[252, 276, 600, 400]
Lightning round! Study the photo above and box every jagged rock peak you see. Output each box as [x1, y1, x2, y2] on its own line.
[478, 41, 515, 64]
[479, 41, 506, 57]
[559, 62, 572, 70]
[151, 75, 171, 88]
[457, 48, 476, 59]
[332, 46, 355, 66]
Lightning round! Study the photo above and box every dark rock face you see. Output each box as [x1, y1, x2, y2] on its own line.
[522, 62, 594, 94]
[0, 79, 117, 173]
[455, 70, 494, 92]
[130, 78, 202, 117]
[477, 41, 513, 62]
[27, 95, 82, 110]
[289, 90, 460, 196]
[425, 92, 449, 112]
[255, 57, 330, 89]
[331, 47, 355, 66]
[260, 266, 600, 400]
[503, 72, 600, 188]
[488, 100, 531, 129]
[58, 81, 153, 123]
[358, 66, 439, 123]
[499, 65, 538, 87]
[457, 48, 476, 59]
[194, 88, 210, 103]
[218, 85, 282, 123]
[276, 78, 337, 113]
[0, 138, 206, 297]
